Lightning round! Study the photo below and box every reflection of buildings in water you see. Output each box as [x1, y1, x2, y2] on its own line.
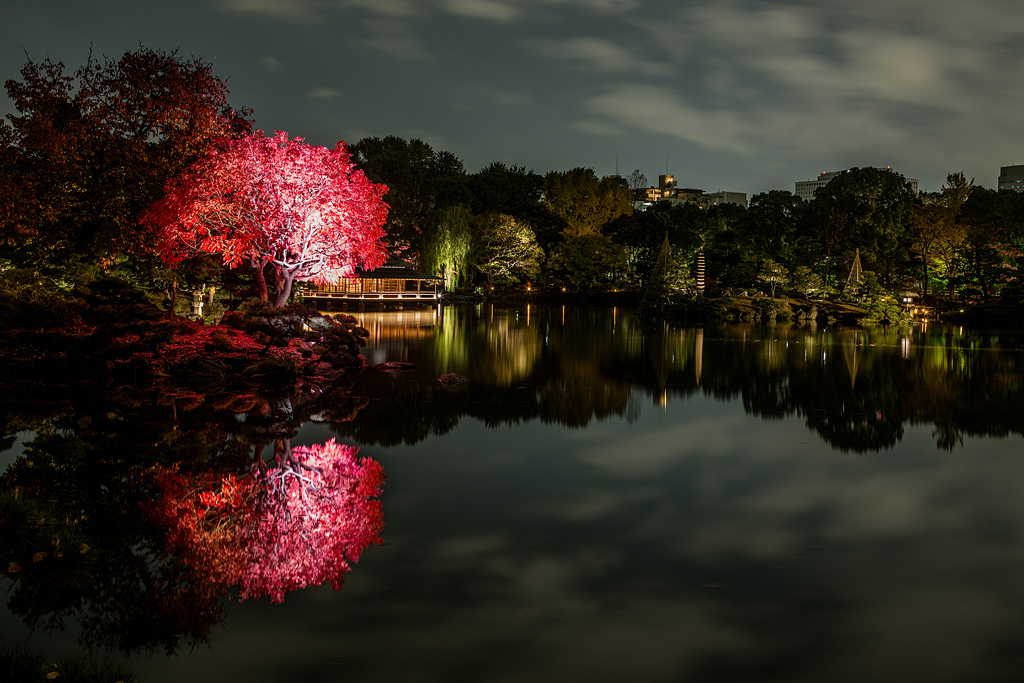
[346, 307, 443, 365]
[358, 304, 545, 386]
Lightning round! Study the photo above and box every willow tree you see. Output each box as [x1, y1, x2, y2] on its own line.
[421, 205, 472, 290]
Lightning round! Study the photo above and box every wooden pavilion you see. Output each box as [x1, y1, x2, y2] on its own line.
[305, 256, 442, 308]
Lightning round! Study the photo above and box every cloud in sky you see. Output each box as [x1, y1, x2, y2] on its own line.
[307, 86, 341, 98]
[585, 85, 751, 153]
[4, 0, 1024, 193]
[359, 19, 431, 60]
[439, 0, 519, 22]
[533, 37, 671, 76]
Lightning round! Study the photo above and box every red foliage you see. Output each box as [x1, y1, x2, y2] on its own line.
[147, 439, 385, 603]
[143, 130, 389, 307]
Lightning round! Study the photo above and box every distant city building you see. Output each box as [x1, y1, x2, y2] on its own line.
[675, 188, 706, 202]
[795, 167, 918, 201]
[998, 165, 1024, 192]
[696, 191, 748, 209]
[632, 173, 747, 210]
[639, 187, 663, 202]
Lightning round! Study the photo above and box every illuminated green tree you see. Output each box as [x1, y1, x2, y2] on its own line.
[757, 259, 789, 297]
[472, 212, 544, 286]
[789, 265, 825, 297]
[911, 172, 973, 298]
[422, 206, 472, 289]
[543, 168, 632, 238]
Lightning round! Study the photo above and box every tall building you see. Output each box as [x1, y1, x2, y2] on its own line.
[795, 167, 918, 201]
[998, 165, 1024, 192]
[658, 175, 676, 195]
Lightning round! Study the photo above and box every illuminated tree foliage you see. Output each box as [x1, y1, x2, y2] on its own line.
[144, 131, 389, 308]
[422, 205, 472, 289]
[757, 259, 789, 297]
[149, 439, 385, 604]
[911, 172, 974, 297]
[543, 168, 633, 238]
[0, 46, 251, 270]
[472, 212, 544, 286]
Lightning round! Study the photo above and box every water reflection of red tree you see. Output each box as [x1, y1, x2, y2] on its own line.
[149, 439, 384, 603]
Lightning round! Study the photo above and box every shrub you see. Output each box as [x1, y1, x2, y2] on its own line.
[310, 314, 369, 368]
[0, 269, 83, 331]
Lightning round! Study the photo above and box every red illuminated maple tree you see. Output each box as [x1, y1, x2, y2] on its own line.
[148, 439, 386, 603]
[144, 131, 389, 307]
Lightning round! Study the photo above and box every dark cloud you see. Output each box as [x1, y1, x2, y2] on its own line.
[3, 0, 1023, 194]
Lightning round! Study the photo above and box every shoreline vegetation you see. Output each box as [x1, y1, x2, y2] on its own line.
[3, 278, 1020, 399]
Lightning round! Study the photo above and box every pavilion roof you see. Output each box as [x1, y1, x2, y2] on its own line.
[355, 256, 441, 281]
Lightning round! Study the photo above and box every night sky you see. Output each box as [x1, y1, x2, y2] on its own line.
[4, 0, 1023, 196]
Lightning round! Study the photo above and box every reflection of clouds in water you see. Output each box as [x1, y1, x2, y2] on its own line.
[518, 487, 662, 522]
[574, 414, 750, 477]
[133, 406, 1024, 682]
[831, 587, 1021, 681]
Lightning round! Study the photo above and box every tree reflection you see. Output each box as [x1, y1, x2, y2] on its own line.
[336, 308, 1024, 453]
[0, 376, 380, 655]
[149, 439, 385, 604]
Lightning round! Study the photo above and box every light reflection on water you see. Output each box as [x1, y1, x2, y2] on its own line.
[7, 305, 1024, 682]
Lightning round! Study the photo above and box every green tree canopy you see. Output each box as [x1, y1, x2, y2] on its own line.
[350, 136, 469, 258]
[809, 167, 916, 284]
[546, 234, 627, 290]
[468, 162, 543, 216]
[471, 212, 544, 286]
[543, 168, 632, 239]
[741, 190, 803, 264]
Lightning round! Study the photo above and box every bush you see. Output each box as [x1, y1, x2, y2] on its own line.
[310, 314, 369, 368]
[0, 269, 83, 331]
[667, 296, 727, 320]
[999, 285, 1024, 305]
[750, 297, 780, 315]
[208, 330, 234, 350]
[241, 303, 305, 349]
[74, 277, 163, 328]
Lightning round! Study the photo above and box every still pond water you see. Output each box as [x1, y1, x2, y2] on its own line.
[4, 304, 1024, 682]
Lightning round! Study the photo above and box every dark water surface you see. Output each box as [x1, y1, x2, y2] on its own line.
[4, 304, 1024, 682]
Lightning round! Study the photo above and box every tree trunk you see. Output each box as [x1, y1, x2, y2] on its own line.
[169, 276, 179, 316]
[274, 268, 296, 308]
[251, 258, 269, 303]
